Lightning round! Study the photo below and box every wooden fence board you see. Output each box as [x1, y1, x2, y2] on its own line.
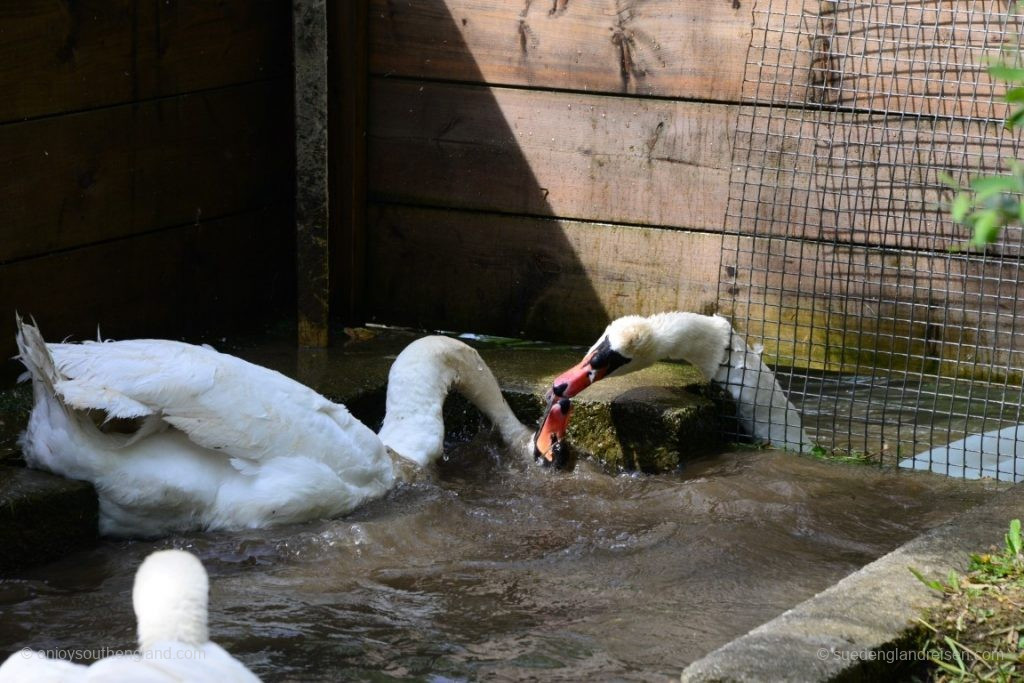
[366, 203, 722, 343]
[369, 0, 771, 102]
[368, 78, 734, 232]
[329, 0, 370, 325]
[0, 1, 290, 123]
[364, 205, 1024, 375]
[0, 80, 292, 264]
[370, 78, 1014, 250]
[370, 0, 1016, 118]
[0, 206, 293, 370]
[729, 107, 1017, 252]
[720, 235, 1024, 379]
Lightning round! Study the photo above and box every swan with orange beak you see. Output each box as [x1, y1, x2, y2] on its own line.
[533, 312, 812, 459]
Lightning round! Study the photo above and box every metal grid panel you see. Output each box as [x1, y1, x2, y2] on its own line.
[721, 0, 1024, 473]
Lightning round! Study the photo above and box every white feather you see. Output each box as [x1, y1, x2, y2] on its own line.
[15, 320, 531, 537]
[598, 312, 811, 452]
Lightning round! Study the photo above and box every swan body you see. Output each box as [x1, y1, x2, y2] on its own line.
[0, 549, 259, 682]
[15, 320, 535, 536]
[542, 312, 811, 453]
[899, 424, 1024, 482]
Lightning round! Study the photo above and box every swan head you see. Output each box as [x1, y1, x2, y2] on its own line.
[133, 549, 209, 651]
[549, 315, 656, 400]
[530, 317, 653, 468]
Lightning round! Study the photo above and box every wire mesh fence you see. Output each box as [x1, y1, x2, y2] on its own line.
[720, 0, 1024, 479]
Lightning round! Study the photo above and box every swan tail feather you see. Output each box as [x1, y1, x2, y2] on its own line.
[15, 315, 64, 408]
[15, 317, 104, 478]
[712, 329, 811, 453]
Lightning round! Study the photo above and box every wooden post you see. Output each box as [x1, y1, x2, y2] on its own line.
[293, 0, 330, 347]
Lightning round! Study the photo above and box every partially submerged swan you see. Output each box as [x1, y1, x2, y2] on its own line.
[535, 311, 810, 454]
[16, 319, 568, 537]
[0, 549, 259, 682]
[899, 424, 1024, 482]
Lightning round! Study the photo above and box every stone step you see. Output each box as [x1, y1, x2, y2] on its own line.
[0, 467, 97, 573]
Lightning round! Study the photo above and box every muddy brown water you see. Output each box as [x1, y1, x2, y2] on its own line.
[0, 437, 1000, 681]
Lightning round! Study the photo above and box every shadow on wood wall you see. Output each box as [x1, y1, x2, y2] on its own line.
[363, 0, 609, 343]
[364, 0, 739, 344]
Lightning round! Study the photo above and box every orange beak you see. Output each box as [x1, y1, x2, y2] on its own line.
[549, 352, 609, 400]
[533, 397, 572, 467]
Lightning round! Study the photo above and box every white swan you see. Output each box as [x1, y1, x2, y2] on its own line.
[0, 549, 259, 682]
[899, 424, 1024, 482]
[536, 311, 811, 453]
[15, 319, 566, 537]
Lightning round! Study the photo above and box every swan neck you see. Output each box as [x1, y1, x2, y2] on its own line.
[138, 609, 208, 652]
[379, 337, 530, 466]
[650, 312, 732, 379]
[133, 551, 209, 651]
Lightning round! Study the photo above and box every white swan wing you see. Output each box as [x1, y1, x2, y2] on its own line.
[47, 339, 382, 469]
[0, 649, 86, 682]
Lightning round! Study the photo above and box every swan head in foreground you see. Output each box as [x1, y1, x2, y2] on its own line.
[0, 548, 260, 681]
[133, 549, 209, 651]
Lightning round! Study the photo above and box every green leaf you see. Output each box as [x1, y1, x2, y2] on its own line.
[970, 174, 1020, 199]
[938, 172, 962, 190]
[930, 658, 965, 676]
[1007, 87, 1024, 103]
[1008, 519, 1022, 555]
[1007, 108, 1024, 131]
[972, 209, 1003, 246]
[909, 566, 945, 591]
[951, 192, 972, 222]
[945, 636, 967, 671]
[989, 65, 1024, 82]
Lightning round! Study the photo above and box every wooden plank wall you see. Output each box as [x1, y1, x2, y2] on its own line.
[365, 0, 750, 342]
[0, 3, 294, 374]
[365, 0, 1024, 379]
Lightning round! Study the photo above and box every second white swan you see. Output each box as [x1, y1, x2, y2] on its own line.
[536, 311, 811, 453]
[16, 321, 567, 537]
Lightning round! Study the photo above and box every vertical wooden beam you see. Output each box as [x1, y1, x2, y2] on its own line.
[293, 0, 330, 347]
[328, 1, 368, 324]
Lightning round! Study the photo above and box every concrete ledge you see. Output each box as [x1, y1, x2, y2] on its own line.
[680, 482, 1024, 682]
[0, 467, 98, 573]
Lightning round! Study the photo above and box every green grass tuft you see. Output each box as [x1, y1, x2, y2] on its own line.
[911, 519, 1024, 681]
